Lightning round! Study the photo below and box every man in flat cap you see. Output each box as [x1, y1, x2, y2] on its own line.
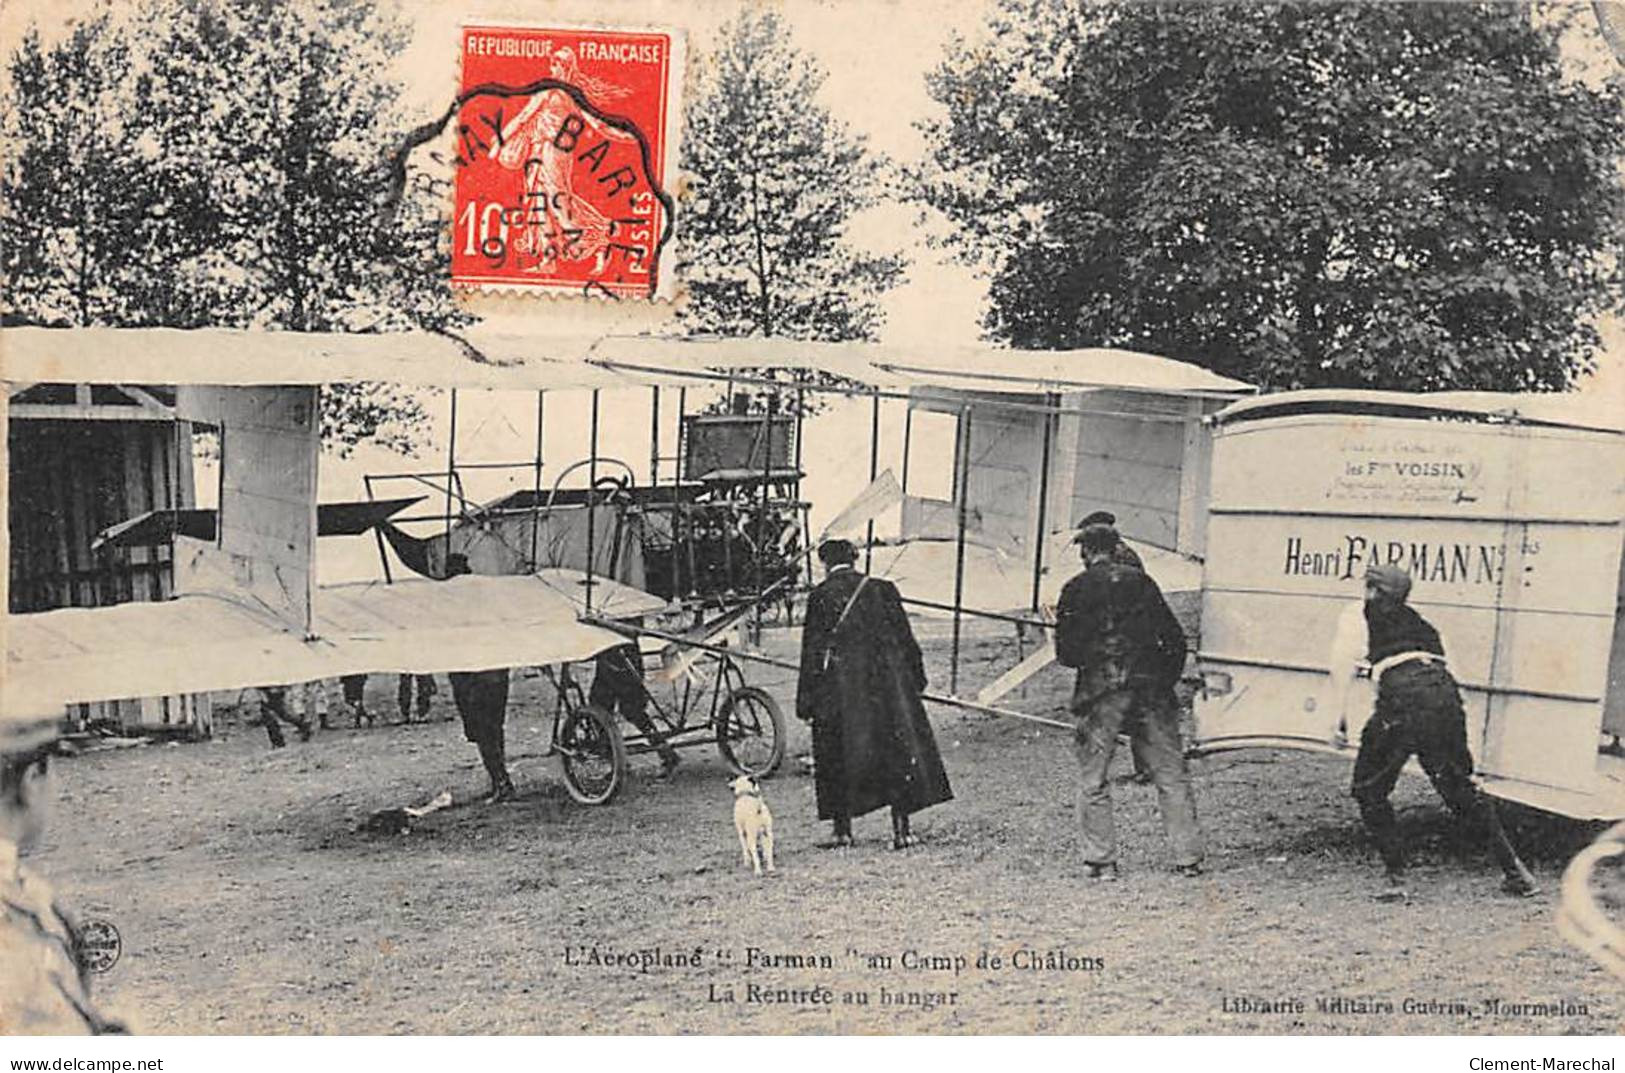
[1071, 511, 1151, 783]
[797, 539, 952, 849]
[1, 709, 125, 1033]
[1055, 524, 1201, 879]
[1338, 563, 1538, 898]
[1075, 510, 1144, 571]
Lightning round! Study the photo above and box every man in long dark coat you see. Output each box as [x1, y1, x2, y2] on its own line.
[443, 554, 516, 803]
[796, 539, 952, 849]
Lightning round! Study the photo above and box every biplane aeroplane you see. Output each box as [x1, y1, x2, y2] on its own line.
[1, 327, 810, 804]
[2, 324, 1249, 801]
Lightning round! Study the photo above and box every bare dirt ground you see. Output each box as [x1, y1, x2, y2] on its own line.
[31, 625, 1621, 1035]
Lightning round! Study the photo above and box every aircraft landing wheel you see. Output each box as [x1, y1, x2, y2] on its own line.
[559, 703, 626, 805]
[716, 686, 785, 778]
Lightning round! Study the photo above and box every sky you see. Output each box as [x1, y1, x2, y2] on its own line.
[393, 0, 993, 346]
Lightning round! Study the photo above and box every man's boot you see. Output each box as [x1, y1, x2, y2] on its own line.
[820, 815, 853, 849]
[263, 719, 286, 749]
[655, 745, 681, 780]
[1469, 796, 1541, 898]
[891, 807, 916, 851]
[478, 736, 514, 802]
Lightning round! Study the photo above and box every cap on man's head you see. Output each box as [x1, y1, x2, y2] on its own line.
[1365, 563, 1412, 602]
[1078, 524, 1119, 557]
[817, 539, 858, 566]
[1077, 510, 1117, 529]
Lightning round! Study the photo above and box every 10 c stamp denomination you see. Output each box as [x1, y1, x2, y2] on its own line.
[453, 24, 683, 299]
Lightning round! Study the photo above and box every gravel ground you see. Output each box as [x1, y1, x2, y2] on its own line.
[29, 626, 1620, 1035]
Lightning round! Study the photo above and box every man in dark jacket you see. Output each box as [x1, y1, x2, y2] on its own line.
[1345, 563, 1538, 898]
[1055, 525, 1202, 879]
[1073, 512, 1151, 784]
[796, 539, 952, 849]
[443, 554, 516, 803]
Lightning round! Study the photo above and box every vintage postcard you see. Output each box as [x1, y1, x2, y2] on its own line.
[1, 0, 1623, 1055]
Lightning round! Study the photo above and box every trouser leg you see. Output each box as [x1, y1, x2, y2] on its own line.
[1134, 688, 1203, 867]
[308, 681, 330, 729]
[1423, 755, 1529, 878]
[1415, 702, 1532, 882]
[891, 804, 912, 846]
[1123, 711, 1149, 780]
[599, 647, 678, 766]
[258, 688, 291, 747]
[1351, 711, 1410, 874]
[622, 703, 679, 765]
[1073, 691, 1130, 864]
[341, 675, 368, 726]
[475, 732, 506, 785]
[397, 675, 413, 722]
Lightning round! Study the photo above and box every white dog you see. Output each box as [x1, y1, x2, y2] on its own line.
[730, 775, 775, 876]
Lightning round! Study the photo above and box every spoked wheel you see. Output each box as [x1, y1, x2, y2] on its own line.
[716, 686, 786, 778]
[558, 703, 627, 805]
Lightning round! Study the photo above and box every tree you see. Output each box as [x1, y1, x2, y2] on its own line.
[0, 17, 162, 328]
[918, 2, 1625, 391]
[0, 0, 461, 452]
[679, 9, 906, 407]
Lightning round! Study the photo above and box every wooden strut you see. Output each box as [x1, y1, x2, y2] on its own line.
[529, 390, 544, 572]
[754, 394, 773, 640]
[950, 404, 973, 696]
[444, 387, 458, 544]
[586, 389, 599, 615]
[1031, 391, 1056, 613]
[865, 390, 880, 575]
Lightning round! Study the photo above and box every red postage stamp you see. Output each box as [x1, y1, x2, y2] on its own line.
[453, 25, 683, 299]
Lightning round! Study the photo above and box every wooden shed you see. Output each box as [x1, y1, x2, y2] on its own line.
[6, 382, 210, 734]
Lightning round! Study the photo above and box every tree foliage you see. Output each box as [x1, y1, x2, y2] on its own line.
[918, 1, 1625, 391]
[679, 9, 906, 408]
[1, 0, 462, 451]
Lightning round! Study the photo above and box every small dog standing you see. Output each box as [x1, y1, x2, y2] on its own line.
[730, 775, 775, 876]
